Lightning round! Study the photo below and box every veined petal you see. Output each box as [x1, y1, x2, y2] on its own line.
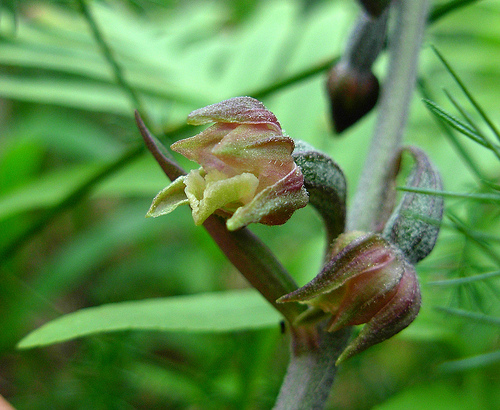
[171, 123, 238, 175]
[185, 171, 260, 226]
[226, 164, 308, 231]
[187, 96, 281, 132]
[146, 176, 189, 218]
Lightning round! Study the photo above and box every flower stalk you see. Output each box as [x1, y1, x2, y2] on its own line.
[348, 0, 430, 232]
[274, 1, 431, 408]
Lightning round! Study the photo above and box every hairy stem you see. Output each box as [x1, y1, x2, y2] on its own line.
[348, 0, 429, 232]
[275, 1, 429, 408]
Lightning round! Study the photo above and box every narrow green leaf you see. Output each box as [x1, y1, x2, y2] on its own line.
[444, 90, 500, 160]
[427, 269, 500, 286]
[432, 45, 500, 142]
[435, 306, 500, 326]
[17, 289, 282, 349]
[418, 79, 492, 184]
[423, 99, 500, 151]
[397, 187, 500, 202]
[438, 350, 500, 373]
[428, 0, 486, 24]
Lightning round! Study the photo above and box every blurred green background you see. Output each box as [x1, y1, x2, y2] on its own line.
[0, 0, 499, 408]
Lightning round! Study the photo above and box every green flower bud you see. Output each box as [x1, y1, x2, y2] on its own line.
[147, 97, 309, 231]
[278, 232, 420, 364]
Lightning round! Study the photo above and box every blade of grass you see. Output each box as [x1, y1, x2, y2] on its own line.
[423, 99, 500, 152]
[435, 306, 500, 326]
[398, 186, 500, 202]
[428, 0, 485, 24]
[0, 144, 144, 263]
[438, 350, 500, 373]
[427, 269, 500, 286]
[447, 212, 500, 265]
[418, 79, 489, 183]
[432, 45, 500, 142]
[444, 89, 500, 160]
[77, 0, 145, 119]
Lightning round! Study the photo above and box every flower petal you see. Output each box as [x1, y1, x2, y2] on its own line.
[187, 96, 281, 132]
[226, 164, 308, 231]
[185, 170, 260, 226]
[146, 176, 189, 218]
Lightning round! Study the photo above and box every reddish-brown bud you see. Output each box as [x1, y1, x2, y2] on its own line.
[326, 63, 380, 133]
[358, 0, 392, 17]
[278, 232, 420, 364]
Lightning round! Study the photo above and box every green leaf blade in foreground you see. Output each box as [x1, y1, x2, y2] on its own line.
[18, 289, 282, 349]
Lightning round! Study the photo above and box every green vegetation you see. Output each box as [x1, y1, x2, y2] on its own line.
[0, 1, 498, 408]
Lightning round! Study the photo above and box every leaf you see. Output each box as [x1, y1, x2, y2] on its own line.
[423, 99, 499, 151]
[427, 269, 500, 286]
[397, 187, 500, 202]
[17, 289, 282, 349]
[437, 350, 500, 373]
[435, 307, 500, 327]
[432, 45, 500, 142]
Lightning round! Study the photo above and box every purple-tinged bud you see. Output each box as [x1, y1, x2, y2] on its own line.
[147, 97, 309, 231]
[277, 232, 420, 363]
[326, 62, 380, 133]
[358, 0, 392, 17]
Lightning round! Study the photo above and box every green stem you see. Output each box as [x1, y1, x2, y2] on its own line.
[77, 0, 144, 116]
[348, 0, 429, 232]
[273, 327, 351, 410]
[275, 1, 429, 408]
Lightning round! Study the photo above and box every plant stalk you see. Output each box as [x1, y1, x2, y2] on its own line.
[348, 0, 430, 232]
[274, 1, 429, 408]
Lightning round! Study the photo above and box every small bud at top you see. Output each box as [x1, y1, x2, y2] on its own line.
[278, 232, 421, 364]
[358, 0, 392, 17]
[147, 97, 309, 231]
[326, 63, 380, 133]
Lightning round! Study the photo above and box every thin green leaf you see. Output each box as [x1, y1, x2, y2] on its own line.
[397, 186, 500, 202]
[432, 45, 500, 142]
[427, 270, 500, 286]
[428, 0, 486, 24]
[444, 90, 500, 160]
[418, 79, 490, 183]
[438, 350, 500, 373]
[17, 289, 282, 349]
[447, 212, 500, 265]
[423, 99, 499, 151]
[0, 145, 143, 262]
[77, 0, 144, 115]
[435, 306, 500, 326]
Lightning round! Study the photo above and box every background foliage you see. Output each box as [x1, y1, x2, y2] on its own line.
[0, 0, 499, 408]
